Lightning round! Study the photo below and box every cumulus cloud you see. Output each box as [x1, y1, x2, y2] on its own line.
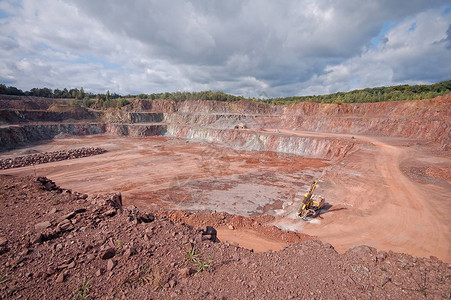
[0, 0, 449, 97]
[298, 8, 451, 95]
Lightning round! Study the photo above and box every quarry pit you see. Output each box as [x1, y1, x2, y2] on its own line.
[1, 94, 450, 262]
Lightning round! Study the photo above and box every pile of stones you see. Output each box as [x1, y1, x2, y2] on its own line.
[0, 147, 107, 169]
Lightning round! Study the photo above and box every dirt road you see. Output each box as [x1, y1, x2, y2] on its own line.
[270, 129, 450, 262]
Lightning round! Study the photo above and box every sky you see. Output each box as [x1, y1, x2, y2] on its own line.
[0, 0, 450, 97]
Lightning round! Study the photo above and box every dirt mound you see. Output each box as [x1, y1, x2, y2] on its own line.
[0, 175, 449, 299]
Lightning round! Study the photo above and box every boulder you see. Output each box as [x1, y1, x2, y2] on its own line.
[201, 226, 219, 242]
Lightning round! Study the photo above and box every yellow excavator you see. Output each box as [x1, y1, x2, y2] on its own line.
[296, 180, 325, 220]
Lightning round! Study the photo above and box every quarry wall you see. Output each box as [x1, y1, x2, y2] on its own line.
[0, 94, 449, 153]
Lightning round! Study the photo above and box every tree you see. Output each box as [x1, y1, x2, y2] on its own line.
[69, 88, 77, 98]
[76, 87, 84, 99]
[53, 89, 62, 98]
[62, 88, 70, 98]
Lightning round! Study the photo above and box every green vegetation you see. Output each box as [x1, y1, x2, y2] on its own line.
[116, 239, 123, 256]
[185, 246, 213, 273]
[261, 80, 451, 105]
[195, 253, 213, 273]
[185, 245, 200, 265]
[1, 80, 450, 106]
[0, 84, 127, 109]
[136, 90, 247, 102]
[75, 277, 91, 300]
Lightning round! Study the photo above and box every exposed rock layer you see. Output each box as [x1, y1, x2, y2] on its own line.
[0, 94, 449, 153]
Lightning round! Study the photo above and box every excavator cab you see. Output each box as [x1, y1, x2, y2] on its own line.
[296, 180, 325, 220]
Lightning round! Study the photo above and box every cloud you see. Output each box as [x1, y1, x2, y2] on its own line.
[298, 7, 451, 95]
[0, 0, 449, 97]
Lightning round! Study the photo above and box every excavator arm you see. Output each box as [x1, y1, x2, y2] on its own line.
[296, 180, 321, 219]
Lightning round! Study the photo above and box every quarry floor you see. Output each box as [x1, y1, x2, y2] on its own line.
[1, 131, 450, 262]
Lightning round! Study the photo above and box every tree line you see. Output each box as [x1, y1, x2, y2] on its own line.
[1, 80, 450, 107]
[0, 84, 127, 109]
[134, 90, 248, 102]
[261, 80, 451, 105]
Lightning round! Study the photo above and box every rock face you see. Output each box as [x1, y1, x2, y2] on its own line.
[0, 123, 107, 151]
[0, 108, 98, 123]
[1, 95, 450, 153]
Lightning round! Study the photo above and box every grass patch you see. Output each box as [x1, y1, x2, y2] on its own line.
[75, 277, 91, 299]
[185, 247, 213, 273]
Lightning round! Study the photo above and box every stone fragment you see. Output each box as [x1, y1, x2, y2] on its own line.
[46, 267, 56, 276]
[101, 248, 116, 260]
[104, 209, 116, 217]
[67, 261, 76, 269]
[56, 272, 65, 283]
[44, 182, 57, 191]
[0, 237, 8, 254]
[86, 254, 95, 262]
[96, 268, 105, 276]
[107, 259, 117, 271]
[201, 234, 213, 241]
[179, 268, 192, 278]
[57, 212, 76, 222]
[57, 219, 74, 232]
[168, 279, 177, 288]
[324, 243, 335, 250]
[228, 224, 235, 230]
[107, 192, 122, 209]
[202, 226, 217, 236]
[346, 245, 376, 258]
[35, 221, 52, 230]
[376, 251, 388, 262]
[124, 247, 137, 258]
[31, 233, 45, 244]
[139, 213, 155, 223]
[74, 208, 86, 214]
[201, 226, 218, 242]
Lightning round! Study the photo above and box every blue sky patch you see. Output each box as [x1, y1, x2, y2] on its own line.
[0, 9, 11, 19]
[370, 21, 397, 48]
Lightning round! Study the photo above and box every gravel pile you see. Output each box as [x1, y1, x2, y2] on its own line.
[0, 147, 107, 169]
